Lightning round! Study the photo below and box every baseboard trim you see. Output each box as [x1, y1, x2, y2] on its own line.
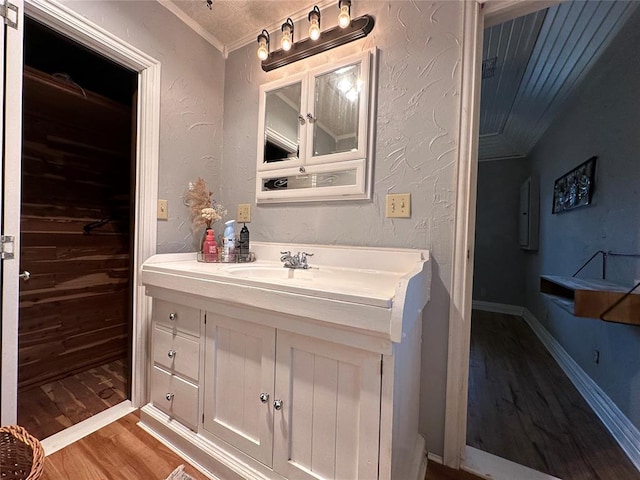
[42, 401, 135, 455]
[464, 446, 561, 480]
[472, 300, 524, 316]
[522, 308, 640, 472]
[408, 434, 428, 480]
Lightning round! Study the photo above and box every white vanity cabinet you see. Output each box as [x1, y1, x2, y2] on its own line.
[203, 312, 381, 479]
[203, 314, 276, 467]
[150, 299, 202, 431]
[140, 242, 431, 480]
[272, 331, 381, 480]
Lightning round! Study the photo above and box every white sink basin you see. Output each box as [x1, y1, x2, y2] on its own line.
[217, 263, 405, 307]
[220, 265, 318, 281]
[141, 242, 431, 341]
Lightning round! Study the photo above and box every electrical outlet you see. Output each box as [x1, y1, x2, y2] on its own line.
[237, 203, 251, 223]
[157, 199, 168, 220]
[385, 193, 411, 218]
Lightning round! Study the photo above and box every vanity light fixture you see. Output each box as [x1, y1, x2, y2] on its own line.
[308, 6, 321, 41]
[338, 0, 351, 28]
[257, 29, 270, 61]
[281, 18, 294, 52]
[257, 2, 374, 72]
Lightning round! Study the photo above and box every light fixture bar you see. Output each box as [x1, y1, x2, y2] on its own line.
[260, 14, 374, 72]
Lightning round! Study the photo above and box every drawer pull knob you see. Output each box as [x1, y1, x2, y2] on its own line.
[259, 392, 269, 404]
[273, 399, 283, 411]
[166, 393, 174, 401]
[167, 349, 176, 359]
[168, 312, 177, 321]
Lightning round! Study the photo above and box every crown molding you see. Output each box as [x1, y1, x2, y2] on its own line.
[157, 0, 226, 56]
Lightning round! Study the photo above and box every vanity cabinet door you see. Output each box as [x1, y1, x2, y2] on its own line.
[203, 314, 276, 468]
[273, 331, 382, 480]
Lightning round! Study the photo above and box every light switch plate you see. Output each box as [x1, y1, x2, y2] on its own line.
[237, 204, 251, 223]
[385, 194, 411, 218]
[157, 199, 168, 220]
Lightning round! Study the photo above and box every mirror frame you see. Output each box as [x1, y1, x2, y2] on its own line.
[255, 49, 377, 204]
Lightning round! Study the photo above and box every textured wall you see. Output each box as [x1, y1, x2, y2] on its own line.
[59, 0, 226, 253]
[221, 1, 463, 454]
[524, 6, 640, 429]
[473, 159, 529, 306]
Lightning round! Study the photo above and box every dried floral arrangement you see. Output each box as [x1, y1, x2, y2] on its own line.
[185, 178, 227, 232]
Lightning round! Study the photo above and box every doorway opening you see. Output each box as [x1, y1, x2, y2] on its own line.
[466, 2, 640, 478]
[17, 17, 138, 440]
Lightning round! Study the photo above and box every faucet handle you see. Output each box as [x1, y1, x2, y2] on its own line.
[301, 252, 314, 257]
[280, 251, 292, 263]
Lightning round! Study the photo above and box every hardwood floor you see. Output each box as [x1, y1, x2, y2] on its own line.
[41, 413, 208, 480]
[41, 412, 471, 480]
[18, 359, 128, 440]
[467, 310, 640, 479]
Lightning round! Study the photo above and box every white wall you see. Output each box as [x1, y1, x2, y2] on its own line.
[525, 6, 640, 429]
[221, 1, 464, 454]
[59, 0, 226, 253]
[56, 0, 467, 456]
[474, 158, 529, 306]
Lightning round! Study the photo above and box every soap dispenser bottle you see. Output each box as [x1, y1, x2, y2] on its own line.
[239, 223, 250, 258]
[202, 229, 218, 262]
[223, 220, 236, 262]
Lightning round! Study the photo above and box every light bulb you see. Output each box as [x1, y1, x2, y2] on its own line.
[282, 32, 292, 51]
[256, 30, 270, 61]
[338, 4, 350, 28]
[337, 78, 352, 92]
[257, 42, 268, 60]
[281, 19, 294, 52]
[309, 18, 320, 40]
[346, 89, 358, 101]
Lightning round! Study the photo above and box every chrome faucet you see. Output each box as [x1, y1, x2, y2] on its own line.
[280, 251, 314, 269]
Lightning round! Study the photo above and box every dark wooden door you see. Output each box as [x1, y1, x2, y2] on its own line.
[18, 66, 133, 391]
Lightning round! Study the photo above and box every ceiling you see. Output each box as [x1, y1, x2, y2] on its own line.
[479, 0, 639, 161]
[159, 0, 639, 161]
[159, 0, 334, 53]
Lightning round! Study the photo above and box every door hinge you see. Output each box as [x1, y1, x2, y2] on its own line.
[0, 236, 15, 259]
[202, 413, 205, 424]
[0, 2, 19, 30]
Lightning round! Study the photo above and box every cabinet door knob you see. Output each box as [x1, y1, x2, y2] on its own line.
[298, 114, 306, 125]
[306, 113, 314, 123]
[273, 399, 283, 411]
[259, 392, 269, 404]
[168, 312, 177, 321]
[165, 393, 174, 401]
[167, 349, 176, 359]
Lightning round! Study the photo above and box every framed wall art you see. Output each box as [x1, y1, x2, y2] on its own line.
[552, 156, 597, 214]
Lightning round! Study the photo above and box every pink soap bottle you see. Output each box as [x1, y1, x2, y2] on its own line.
[202, 230, 218, 262]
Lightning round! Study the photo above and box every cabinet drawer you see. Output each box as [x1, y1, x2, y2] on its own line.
[154, 327, 200, 381]
[151, 366, 199, 430]
[154, 299, 200, 337]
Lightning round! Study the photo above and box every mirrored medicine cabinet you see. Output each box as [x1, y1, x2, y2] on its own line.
[255, 49, 376, 203]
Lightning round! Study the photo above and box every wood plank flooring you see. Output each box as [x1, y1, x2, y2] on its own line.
[467, 310, 640, 479]
[18, 359, 128, 440]
[41, 413, 478, 480]
[41, 413, 208, 480]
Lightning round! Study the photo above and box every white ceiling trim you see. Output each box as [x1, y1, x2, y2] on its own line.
[482, 0, 562, 28]
[157, 0, 226, 55]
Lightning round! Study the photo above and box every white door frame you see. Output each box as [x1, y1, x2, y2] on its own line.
[443, 0, 563, 472]
[1, 0, 24, 427]
[1, 0, 160, 424]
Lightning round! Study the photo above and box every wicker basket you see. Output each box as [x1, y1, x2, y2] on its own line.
[0, 425, 44, 480]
